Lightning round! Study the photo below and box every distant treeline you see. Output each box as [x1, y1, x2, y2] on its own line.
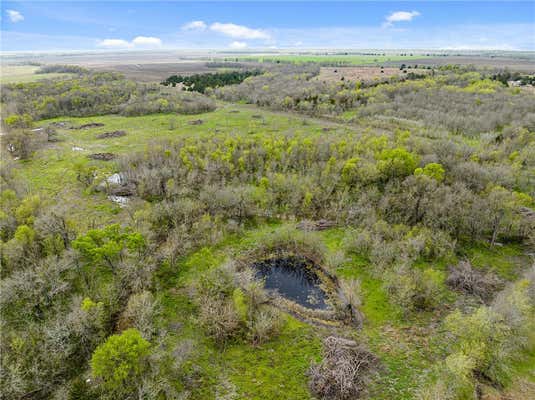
[35, 64, 89, 74]
[490, 71, 535, 86]
[1, 72, 216, 121]
[161, 70, 262, 93]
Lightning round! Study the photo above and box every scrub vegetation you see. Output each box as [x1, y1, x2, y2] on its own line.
[1, 58, 534, 400]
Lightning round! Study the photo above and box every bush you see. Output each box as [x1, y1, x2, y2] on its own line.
[385, 265, 447, 312]
[377, 147, 419, 180]
[338, 278, 364, 326]
[198, 295, 242, 345]
[423, 274, 535, 397]
[118, 291, 159, 339]
[2, 130, 39, 159]
[91, 328, 151, 394]
[446, 260, 503, 302]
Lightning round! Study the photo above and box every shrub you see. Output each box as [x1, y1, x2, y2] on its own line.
[446, 260, 503, 302]
[247, 308, 283, 346]
[338, 278, 364, 326]
[377, 147, 419, 180]
[198, 296, 241, 345]
[414, 162, 446, 182]
[90, 328, 151, 393]
[427, 275, 535, 397]
[385, 265, 446, 312]
[118, 291, 159, 339]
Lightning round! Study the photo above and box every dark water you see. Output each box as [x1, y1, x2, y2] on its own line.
[252, 257, 329, 310]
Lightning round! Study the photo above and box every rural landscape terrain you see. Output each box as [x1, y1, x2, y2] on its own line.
[1, 3, 535, 400]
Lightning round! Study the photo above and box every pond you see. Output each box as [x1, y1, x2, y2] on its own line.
[252, 256, 329, 310]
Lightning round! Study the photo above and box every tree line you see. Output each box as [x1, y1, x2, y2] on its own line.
[160, 69, 262, 93]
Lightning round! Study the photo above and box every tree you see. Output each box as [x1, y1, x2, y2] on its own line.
[91, 328, 151, 393]
[377, 147, 419, 180]
[414, 162, 445, 182]
[72, 224, 145, 272]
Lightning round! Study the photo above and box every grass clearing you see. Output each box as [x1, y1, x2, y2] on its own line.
[1, 64, 74, 83]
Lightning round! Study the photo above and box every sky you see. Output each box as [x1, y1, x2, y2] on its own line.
[1, 1, 534, 52]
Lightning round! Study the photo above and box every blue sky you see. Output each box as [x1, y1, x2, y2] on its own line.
[1, 1, 534, 52]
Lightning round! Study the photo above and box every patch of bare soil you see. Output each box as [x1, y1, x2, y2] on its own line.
[74, 123, 105, 129]
[49, 121, 72, 129]
[296, 219, 336, 231]
[87, 152, 116, 161]
[96, 130, 127, 139]
[188, 119, 204, 125]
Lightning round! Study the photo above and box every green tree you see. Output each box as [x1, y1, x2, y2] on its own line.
[91, 328, 151, 393]
[72, 224, 145, 272]
[377, 147, 419, 180]
[414, 162, 445, 182]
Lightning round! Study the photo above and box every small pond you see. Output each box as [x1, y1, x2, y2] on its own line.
[252, 256, 329, 310]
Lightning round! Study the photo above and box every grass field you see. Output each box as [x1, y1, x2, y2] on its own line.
[0, 64, 74, 83]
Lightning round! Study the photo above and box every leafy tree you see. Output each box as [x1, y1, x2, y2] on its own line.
[90, 328, 151, 393]
[377, 147, 419, 180]
[4, 114, 33, 129]
[414, 162, 445, 182]
[72, 224, 145, 272]
[14, 195, 41, 225]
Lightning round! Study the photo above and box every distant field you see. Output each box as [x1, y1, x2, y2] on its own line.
[384, 55, 535, 72]
[91, 62, 222, 82]
[2, 51, 534, 84]
[315, 66, 429, 82]
[0, 64, 74, 83]
[234, 54, 427, 65]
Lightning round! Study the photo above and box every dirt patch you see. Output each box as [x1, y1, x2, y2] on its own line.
[96, 130, 127, 139]
[251, 114, 263, 119]
[188, 119, 204, 125]
[49, 121, 72, 129]
[87, 152, 116, 161]
[296, 219, 337, 231]
[74, 123, 105, 130]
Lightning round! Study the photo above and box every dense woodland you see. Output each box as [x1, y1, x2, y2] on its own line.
[1, 62, 534, 400]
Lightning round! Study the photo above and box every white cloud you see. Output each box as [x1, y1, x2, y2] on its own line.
[97, 36, 162, 49]
[229, 41, 247, 49]
[97, 39, 132, 49]
[210, 22, 270, 40]
[132, 36, 162, 47]
[383, 11, 420, 27]
[6, 9, 24, 23]
[182, 20, 207, 31]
